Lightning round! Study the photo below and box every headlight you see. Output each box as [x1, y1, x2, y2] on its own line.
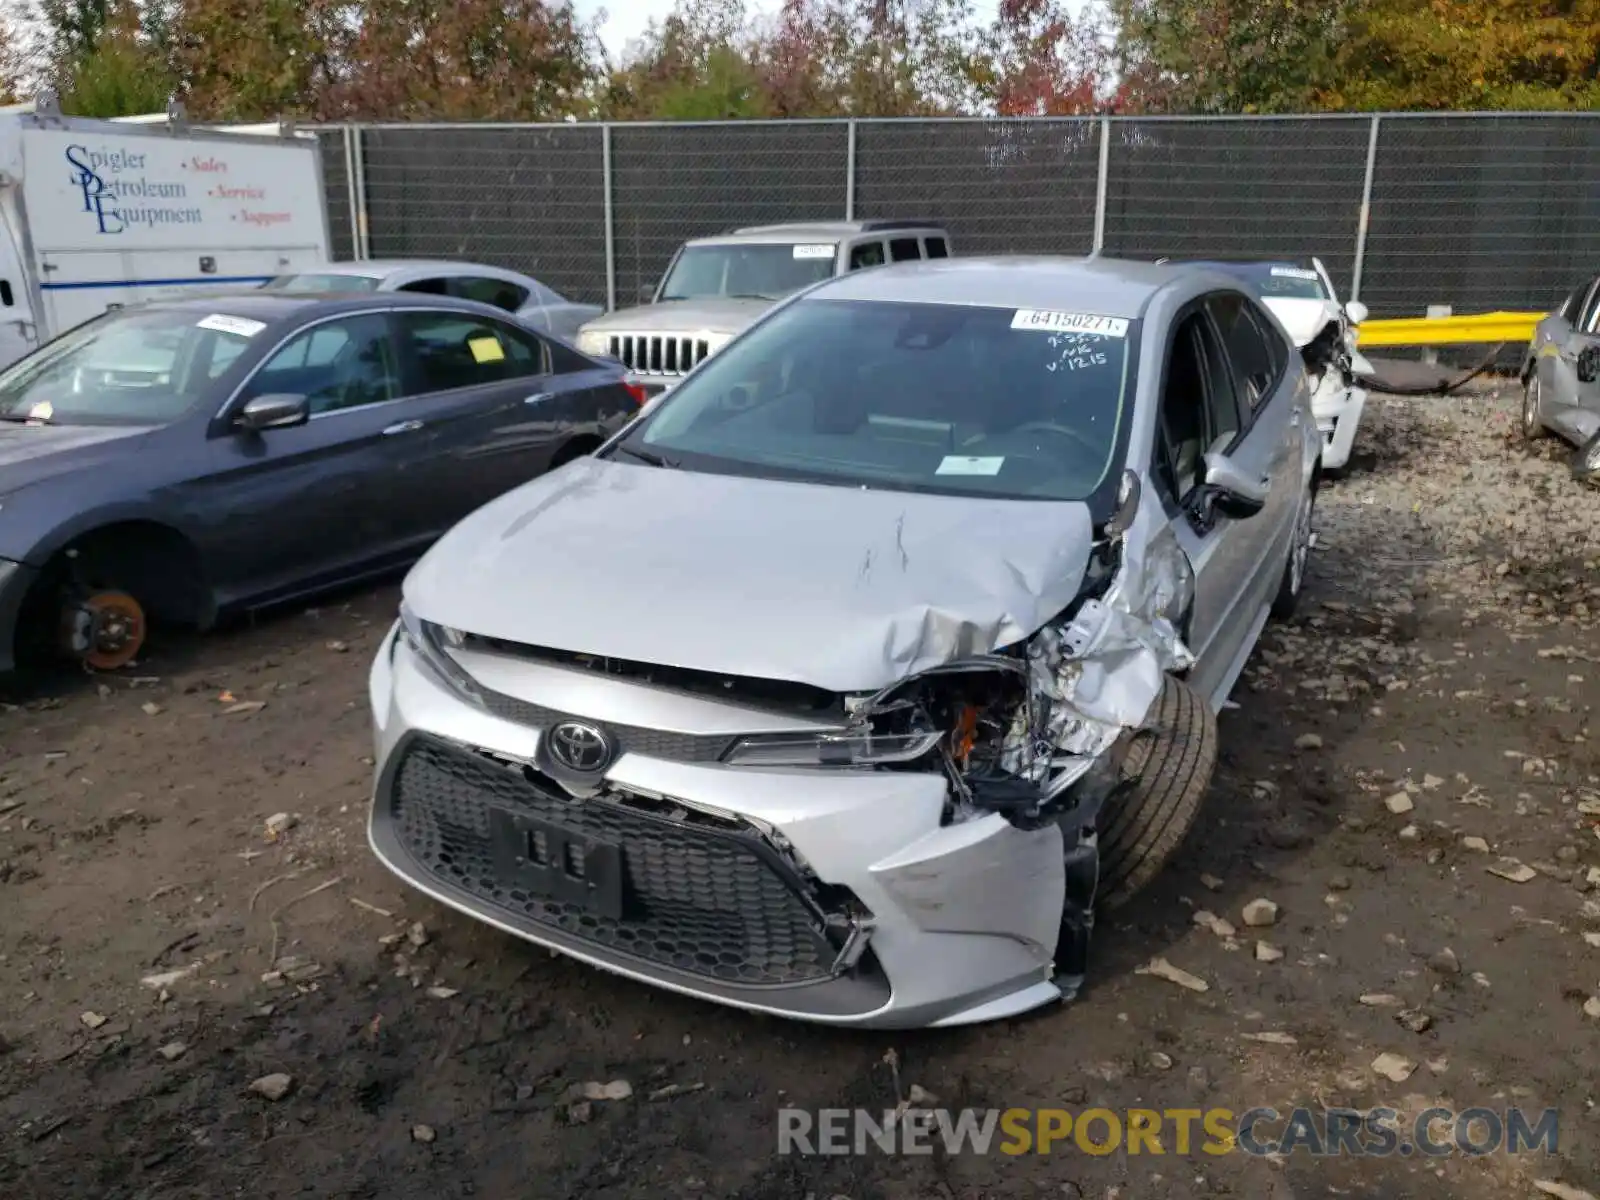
[398, 602, 483, 707]
[722, 728, 942, 767]
[577, 329, 608, 355]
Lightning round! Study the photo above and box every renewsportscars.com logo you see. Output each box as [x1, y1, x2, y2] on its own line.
[778, 1106, 1559, 1158]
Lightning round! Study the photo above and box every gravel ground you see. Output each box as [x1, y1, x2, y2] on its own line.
[1, 382, 1598, 1200]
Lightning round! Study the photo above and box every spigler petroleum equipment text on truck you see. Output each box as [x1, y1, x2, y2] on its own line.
[0, 93, 330, 370]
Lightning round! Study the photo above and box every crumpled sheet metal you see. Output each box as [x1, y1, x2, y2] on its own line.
[1001, 520, 1196, 783]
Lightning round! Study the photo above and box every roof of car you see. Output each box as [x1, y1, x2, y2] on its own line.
[133, 290, 516, 321]
[692, 220, 944, 245]
[809, 256, 1227, 319]
[277, 259, 510, 278]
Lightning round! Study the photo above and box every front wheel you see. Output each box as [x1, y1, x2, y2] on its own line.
[1097, 676, 1218, 909]
[1572, 431, 1600, 486]
[1270, 481, 1315, 620]
[1521, 374, 1546, 441]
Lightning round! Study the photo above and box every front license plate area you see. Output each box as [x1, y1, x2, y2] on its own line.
[489, 806, 625, 920]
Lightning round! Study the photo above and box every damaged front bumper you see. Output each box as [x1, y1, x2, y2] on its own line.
[369, 626, 1088, 1027]
[1310, 371, 1366, 472]
[366, 488, 1199, 1028]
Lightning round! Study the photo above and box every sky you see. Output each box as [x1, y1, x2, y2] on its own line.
[577, 0, 1007, 62]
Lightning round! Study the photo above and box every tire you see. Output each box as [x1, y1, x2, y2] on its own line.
[1097, 675, 1218, 909]
[1521, 372, 1546, 441]
[1270, 479, 1315, 620]
[1573, 431, 1600, 486]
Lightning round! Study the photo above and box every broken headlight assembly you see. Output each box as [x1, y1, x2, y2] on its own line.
[721, 728, 944, 767]
[399, 602, 484, 708]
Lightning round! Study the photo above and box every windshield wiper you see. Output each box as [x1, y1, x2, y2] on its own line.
[612, 445, 680, 469]
[724, 292, 778, 301]
[0, 412, 44, 424]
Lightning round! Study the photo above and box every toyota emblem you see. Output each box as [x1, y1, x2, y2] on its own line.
[547, 721, 614, 773]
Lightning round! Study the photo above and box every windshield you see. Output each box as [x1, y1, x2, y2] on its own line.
[0, 308, 261, 426]
[262, 273, 382, 293]
[1223, 263, 1327, 301]
[615, 298, 1135, 501]
[658, 243, 837, 302]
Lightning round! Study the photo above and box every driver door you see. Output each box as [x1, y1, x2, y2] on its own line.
[186, 312, 423, 605]
[1156, 300, 1283, 706]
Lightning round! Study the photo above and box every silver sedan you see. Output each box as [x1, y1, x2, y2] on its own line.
[262, 259, 602, 342]
[1521, 276, 1600, 483]
[366, 257, 1322, 1029]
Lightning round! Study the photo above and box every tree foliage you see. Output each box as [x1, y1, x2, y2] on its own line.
[1325, 0, 1600, 110]
[27, 0, 1600, 120]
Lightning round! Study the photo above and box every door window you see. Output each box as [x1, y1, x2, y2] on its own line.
[242, 314, 400, 415]
[397, 278, 451, 297]
[888, 237, 921, 262]
[449, 276, 530, 313]
[1157, 311, 1243, 501]
[396, 311, 547, 394]
[1207, 293, 1282, 411]
[848, 241, 887, 270]
[923, 236, 949, 259]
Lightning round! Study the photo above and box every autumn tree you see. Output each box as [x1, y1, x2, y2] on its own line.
[1110, 0, 1352, 112]
[1324, 0, 1600, 110]
[0, 12, 31, 104]
[45, 0, 179, 117]
[176, 0, 356, 121]
[604, 0, 773, 119]
[983, 0, 1110, 115]
[339, 0, 596, 120]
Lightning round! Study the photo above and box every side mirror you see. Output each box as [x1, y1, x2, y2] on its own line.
[1344, 300, 1369, 326]
[235, 393, 309, 432]
[1201, 451, 1269, 519]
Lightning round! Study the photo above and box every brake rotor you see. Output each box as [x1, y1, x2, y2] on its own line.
[61, 591, 147, 671]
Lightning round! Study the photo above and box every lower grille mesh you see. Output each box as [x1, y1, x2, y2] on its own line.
[388, 737, 837, 986]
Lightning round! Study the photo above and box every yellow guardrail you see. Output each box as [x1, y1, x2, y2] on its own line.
[1355, 311, 1543, 348]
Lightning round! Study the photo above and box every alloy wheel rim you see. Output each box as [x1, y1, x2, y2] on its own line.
[1290, 491, 1313, 595]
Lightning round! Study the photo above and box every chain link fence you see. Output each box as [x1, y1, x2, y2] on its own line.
[319, 114, 1600, 319]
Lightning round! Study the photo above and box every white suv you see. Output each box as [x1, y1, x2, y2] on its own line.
[577, 221, 953, 397]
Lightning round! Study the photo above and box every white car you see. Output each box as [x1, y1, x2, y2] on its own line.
[261, 260, 603, 343]
[1181, 258, 1371, 471]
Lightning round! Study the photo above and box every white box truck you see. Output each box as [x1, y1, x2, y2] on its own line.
[0, 95, 331, 370]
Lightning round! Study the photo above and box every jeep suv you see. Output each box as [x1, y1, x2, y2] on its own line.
[576, 221, 952, 395]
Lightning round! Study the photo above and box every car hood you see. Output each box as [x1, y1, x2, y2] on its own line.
[1261, 297, 1338, 348]
[0, 423, 152, 492]
[405, 457, 1098, 693]
[579, 297, 776, 336]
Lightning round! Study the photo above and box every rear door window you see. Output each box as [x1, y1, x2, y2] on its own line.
[396, 311, 548, 394]
[888, 237, 921, 262]
[449, 276, 530, 312]
[923, 236, 949, 259]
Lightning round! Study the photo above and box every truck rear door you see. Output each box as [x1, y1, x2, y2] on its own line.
[0, 190, 38, 368]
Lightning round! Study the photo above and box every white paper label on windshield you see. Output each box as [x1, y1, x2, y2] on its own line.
[197, 313, 267, 338]
[1270, 266, 1320, 280]
[936, 455, 1005, 476]
[1010, 310, 1128, 338]
[792, 243, 836, 259]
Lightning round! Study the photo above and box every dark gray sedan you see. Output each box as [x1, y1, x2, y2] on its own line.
[0, 291, 641, 673]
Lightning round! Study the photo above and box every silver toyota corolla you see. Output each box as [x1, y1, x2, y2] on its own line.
[367, 257, 1321, 1029]
[1520, 273, 1600, 483]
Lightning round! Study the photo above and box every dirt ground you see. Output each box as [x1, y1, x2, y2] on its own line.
[2, 381, 1599, 1200]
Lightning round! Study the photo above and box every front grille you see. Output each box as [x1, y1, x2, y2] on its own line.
[388, 736, 838, 986]
[479, 687, 735, 763]
[607, 333, 711, 376]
